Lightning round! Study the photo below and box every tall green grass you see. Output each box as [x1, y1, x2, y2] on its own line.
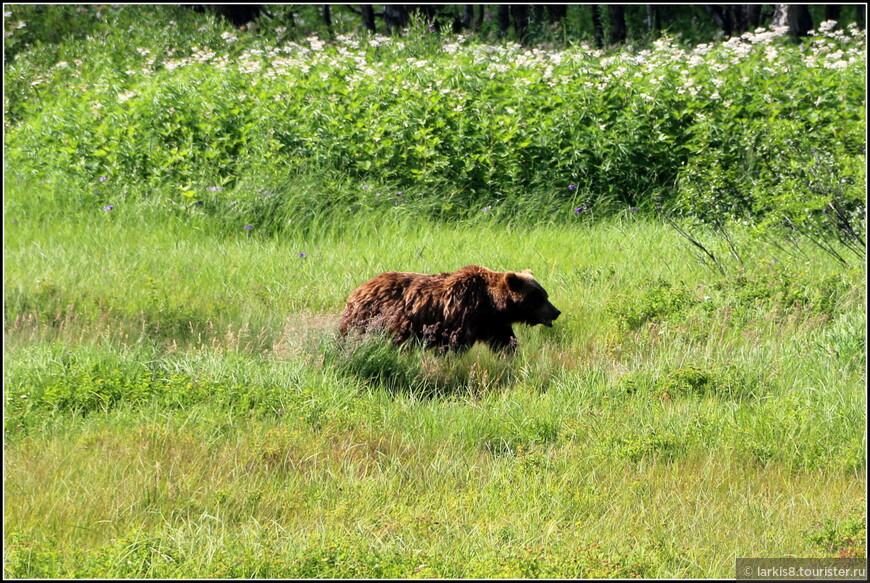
[5, 186, 866, 577]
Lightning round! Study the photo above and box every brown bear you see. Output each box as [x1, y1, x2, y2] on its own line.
[338, 265, 561, 352]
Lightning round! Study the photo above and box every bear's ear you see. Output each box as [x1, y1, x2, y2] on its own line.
[505, 272, 525, 292]
[521, 269, 534, 276]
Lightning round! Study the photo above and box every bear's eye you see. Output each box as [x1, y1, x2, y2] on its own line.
[522, 289, 546, 304]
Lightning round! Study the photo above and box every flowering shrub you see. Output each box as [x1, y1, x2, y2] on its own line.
[3, 6, 865, 230]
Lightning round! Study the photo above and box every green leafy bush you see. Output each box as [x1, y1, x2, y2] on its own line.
[805, 504, 867, 558]
[619, 363, 768, 401]
[4, 6, 865, 229]
[676, 119, 865, 256]
[714, 268, 853, 317]
[606, 280, 696, 330]
[611, 429, 686, 462]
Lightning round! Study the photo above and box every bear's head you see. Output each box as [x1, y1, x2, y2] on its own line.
[504, 270, 561, 327]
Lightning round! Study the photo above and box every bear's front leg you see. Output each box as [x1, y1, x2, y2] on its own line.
[483, 325, 518, 353]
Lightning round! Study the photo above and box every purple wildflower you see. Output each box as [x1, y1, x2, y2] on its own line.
[630, 207, 639, 212]
[193, 200, 204, 205]
[482, 206, 492, 212]
[207, 186, 221, 192]
[244, 225, 253, 230]
[299, 252, 307, 258]
[574, 205, 588, 214]
[568, 184, 577, 191]
[98, 176, 108, 182]
[101, 205, 114, 211]
[362, 185, 369, 190]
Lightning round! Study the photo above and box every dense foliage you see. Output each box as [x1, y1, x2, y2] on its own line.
[4, 5, 865, 247]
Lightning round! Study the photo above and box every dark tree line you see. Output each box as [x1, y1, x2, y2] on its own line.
[192, 5, 866, 45]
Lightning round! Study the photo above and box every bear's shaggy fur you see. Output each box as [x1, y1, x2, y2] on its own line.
[338, 265, 561, 352]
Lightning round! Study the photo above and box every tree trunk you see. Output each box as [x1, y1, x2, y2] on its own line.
[824, 5, 842, 23]
[591, 5, 604, 48]
[497, 5, 510, 37]
[322, 5, 332, 35]
[548, 5, 567, 24]
[200, 5, 262, 27]
[772, 4, 813, 37]
[731, 5, 749, 35]
[704, 5, 731, 37]
[462, 5, 476, 30]
[609, 5, 626, 45]
[705, 5, 756, 37]
[360, 5, 376, 32]
[512, 4, 530, 44]
[383, 5, 410, 32]
[746, 5, 763, 29]
[792, 5, 813, 35]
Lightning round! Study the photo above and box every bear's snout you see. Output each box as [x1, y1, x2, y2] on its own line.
[536, 302, 561, 327]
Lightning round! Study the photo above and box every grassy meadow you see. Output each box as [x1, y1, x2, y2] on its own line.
[3, 5, 866, 579]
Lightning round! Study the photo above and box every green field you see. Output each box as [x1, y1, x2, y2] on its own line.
[3, 5, 866, 579]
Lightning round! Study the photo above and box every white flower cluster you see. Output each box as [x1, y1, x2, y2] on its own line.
[36, 21, 863, 110]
